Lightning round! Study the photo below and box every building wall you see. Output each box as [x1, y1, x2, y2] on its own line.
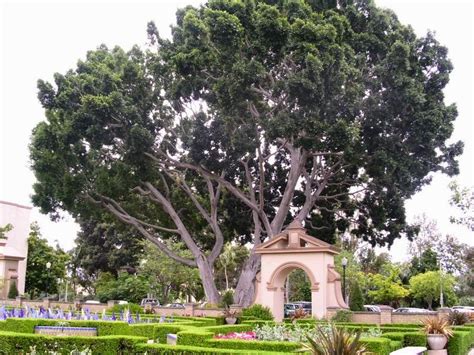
[0, 201, 32, 296]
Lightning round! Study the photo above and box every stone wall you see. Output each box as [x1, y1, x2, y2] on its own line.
[328, 306, 452, 324]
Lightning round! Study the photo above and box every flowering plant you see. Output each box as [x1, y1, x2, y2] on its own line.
[214, 331, 256, 340]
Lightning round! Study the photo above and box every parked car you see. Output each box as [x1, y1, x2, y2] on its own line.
[140, 298, 160, 307]
[293, 301, 312, 315]
[84, 300, 101, 305]
[364, 305, 381, 312]
[166, 303, 185, 309]
[451, 306, 474, 319]
[393, 307, 435, 313]
[117, 300, 128, 305]
[284, 303, 297, 317]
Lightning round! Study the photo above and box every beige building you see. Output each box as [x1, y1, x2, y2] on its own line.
[0, 201, 31, 298]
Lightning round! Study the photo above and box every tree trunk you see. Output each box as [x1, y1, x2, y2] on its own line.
[195, 254, 221, 304]
[224, 265, 229, 290]
[234, 251, 261, 306]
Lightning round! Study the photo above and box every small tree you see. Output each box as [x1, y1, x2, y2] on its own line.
[349, 281, 364, 311]
[8, 280, 19, 299]
[409, 271, 457, 309]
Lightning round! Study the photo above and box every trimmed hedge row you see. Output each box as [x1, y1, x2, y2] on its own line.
[360, 337, 392, 355]
[134, 343, 290, 354]
[0, 331, 146, 354]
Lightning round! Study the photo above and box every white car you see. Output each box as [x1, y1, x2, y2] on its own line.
[84, 300, 101, 305]
[393, 307, 435, 313]
[364, 305, 381, 312]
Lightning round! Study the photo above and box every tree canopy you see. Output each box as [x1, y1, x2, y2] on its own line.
[30, 0, 462, 305]
[25, 223, 69, 299]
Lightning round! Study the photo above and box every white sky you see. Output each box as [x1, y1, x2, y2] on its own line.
[0, 0, 472, 260]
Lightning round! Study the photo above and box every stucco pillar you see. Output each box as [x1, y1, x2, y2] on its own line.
[437, 308, 451, 321]
[311, 287, 325, 319]
[271, 288, 285, 322]
[379, 305, 393, 324]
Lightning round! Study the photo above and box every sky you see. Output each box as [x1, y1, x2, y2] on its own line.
[0, 0, 473, 260]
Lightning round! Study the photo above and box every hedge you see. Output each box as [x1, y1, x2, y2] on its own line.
[0, 318, 130, 336]
[389, 340, 403, 352]
[205, 338, 302, 352]
[403, 332, 426, 347]
[0, 331, 146, 354]
[448, 330, 472, 355]
[360, 337, 391, 355]
[134, 343, 290, 354]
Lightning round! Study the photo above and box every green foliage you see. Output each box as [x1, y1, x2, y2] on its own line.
[458, 295, 474, 306]
[25, 222, 69, 299]
[349, 281, 364, 311]
[107, 302, 144, 315]
[7, 280, 19, 299]
[134, 343, 268, 354]
[302, 324, 368, 355]
[403, 332, 427, 347]
[447, 330, 472, 355]
[95, 271, 149, 304]
[331, 310, 352, 323]
[366, 264, 409, 306]
[242, 304, 274, 321]
[449, 181, 473, 231]
[220, 289, 235, 308]
[216, 243, 249, 291]
[409, 271, 457, 309]
[0, 223, 13, 239]
[139, 241, 203, 304]
[447, 311, 469, 326]
[287, 269, 311, 302]
[29, 0, 463, 309]
[0, 331, 146, 354]
[70, 218, 144, 292]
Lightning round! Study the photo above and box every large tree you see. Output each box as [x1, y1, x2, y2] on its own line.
[25, 223, 69, 299]
[30, 0, 462, 305]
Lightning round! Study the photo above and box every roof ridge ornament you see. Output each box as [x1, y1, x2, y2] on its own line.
[286, 219, 304, 230]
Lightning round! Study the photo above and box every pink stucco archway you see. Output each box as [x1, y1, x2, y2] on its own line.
[253, 220, 348, 321]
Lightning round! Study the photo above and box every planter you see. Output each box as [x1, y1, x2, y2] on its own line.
[427, 334, 448, 350]
[225, 317, 237, 324]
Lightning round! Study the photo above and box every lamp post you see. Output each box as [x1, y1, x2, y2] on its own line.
[341, 257, 348, 304]
[46, 262, 51, 298]
[439, 260, 444, 308]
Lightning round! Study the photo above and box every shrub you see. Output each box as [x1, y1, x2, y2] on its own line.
[331, 310, 352, 323]
[403, 332, 426, 347]
[108, 302, 144, 314]
[219, 290, 235, 308]
[8, 280, 19, 299]
[349, 281, 364, 311]
[447, 311, 469, 325]
[242, 304, 273, 321]
[302, 324, 369, 354]
[447, 330, 471, 355]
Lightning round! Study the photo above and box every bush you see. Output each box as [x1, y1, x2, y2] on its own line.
[403, 332, 426, 347]
[331, 309, 352, 322]
[219, 290, 235, 308]
[107, 302, 144, 314]
[8, 280, 19, 299]
[0, 331, 146, 354]
[458, 296, 474, 306]
[448, 330, 471, 355]
[349, 281, 364, 311]
[242, 304, 273, 321]
[447, 311, 470, 325]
